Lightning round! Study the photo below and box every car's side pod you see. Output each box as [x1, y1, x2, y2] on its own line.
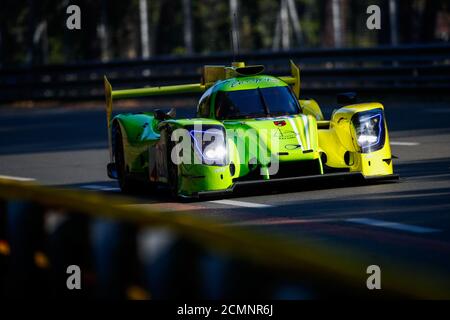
[319, 102, 394, 177]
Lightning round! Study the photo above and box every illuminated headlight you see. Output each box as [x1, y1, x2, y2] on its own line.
[352, 109, 385, 153]
[357, 134, 378, 145]
[188, 126, 227, 165]
[204, 145, 227, 161]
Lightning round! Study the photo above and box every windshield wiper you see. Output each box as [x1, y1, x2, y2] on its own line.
[226, 113, 267, 119]
[271, 111, 300, 117]
[257, 87, 270, 116]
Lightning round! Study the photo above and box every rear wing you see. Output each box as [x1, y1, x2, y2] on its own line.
[104, 60, 301, 162]
[280, 60, 301, 98]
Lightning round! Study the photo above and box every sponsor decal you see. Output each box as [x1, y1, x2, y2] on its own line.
[273, 120, 286, 127]
[229, 77, 279, 88]
[274, 128, 298, 140]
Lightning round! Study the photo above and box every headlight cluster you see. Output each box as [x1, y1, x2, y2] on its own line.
[187, 126, 227, 165]
[352, 109, 385, 153]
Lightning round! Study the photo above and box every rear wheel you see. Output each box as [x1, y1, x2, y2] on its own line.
[114, 126, 139, 194]
[165, 129, 180, 198]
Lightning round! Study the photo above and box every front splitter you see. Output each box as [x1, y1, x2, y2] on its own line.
[191, 172, 399, 198]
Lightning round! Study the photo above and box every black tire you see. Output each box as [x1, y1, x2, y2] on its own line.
[114, 126, 139, 194]
[165, 129, 179, 198]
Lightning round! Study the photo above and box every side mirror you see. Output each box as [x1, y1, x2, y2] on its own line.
[166, 108, 176, 119]
[154, 109, 166, 121]
[337, 92, 357, 105]
[154, 108, 176, 121]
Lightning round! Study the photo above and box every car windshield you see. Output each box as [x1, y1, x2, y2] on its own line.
[215, 86, 301, 120]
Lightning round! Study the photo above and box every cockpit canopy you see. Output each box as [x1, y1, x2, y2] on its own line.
[215, 86, 301, 120]
[196, 75, 301, 120]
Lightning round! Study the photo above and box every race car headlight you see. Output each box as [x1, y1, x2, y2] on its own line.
[351, 109, 385, 153]
[187, 126, 227, 165]
[204, 144, 227, 161]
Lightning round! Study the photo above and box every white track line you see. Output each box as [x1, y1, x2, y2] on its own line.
[346, 218, 440, 234]
[390, 141, 420, 146]
[0, 175, 35, 181]
[98, 187, 121, 191]
[425, 108, 450, 114]
[80, 185, 120, 192]
[209, 199, 273, 208]
[80, 185, 107, 189]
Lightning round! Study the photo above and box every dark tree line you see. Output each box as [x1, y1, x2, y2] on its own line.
[0, 0, 448, 67]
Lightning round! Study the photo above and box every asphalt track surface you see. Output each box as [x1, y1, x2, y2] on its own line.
[1, 94, 450, 290]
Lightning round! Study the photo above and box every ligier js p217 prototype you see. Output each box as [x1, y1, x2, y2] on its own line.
[104, 61, 398, 198]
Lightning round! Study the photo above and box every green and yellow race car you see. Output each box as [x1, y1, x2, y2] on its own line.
[104, 61, 397, 198]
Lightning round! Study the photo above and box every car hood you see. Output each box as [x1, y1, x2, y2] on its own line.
[223, 114, 319, 163]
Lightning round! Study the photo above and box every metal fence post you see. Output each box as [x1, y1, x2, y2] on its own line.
[46, 212, 91, 298]
[91, 218, 138, 299]
[4, 201, 46, 298]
